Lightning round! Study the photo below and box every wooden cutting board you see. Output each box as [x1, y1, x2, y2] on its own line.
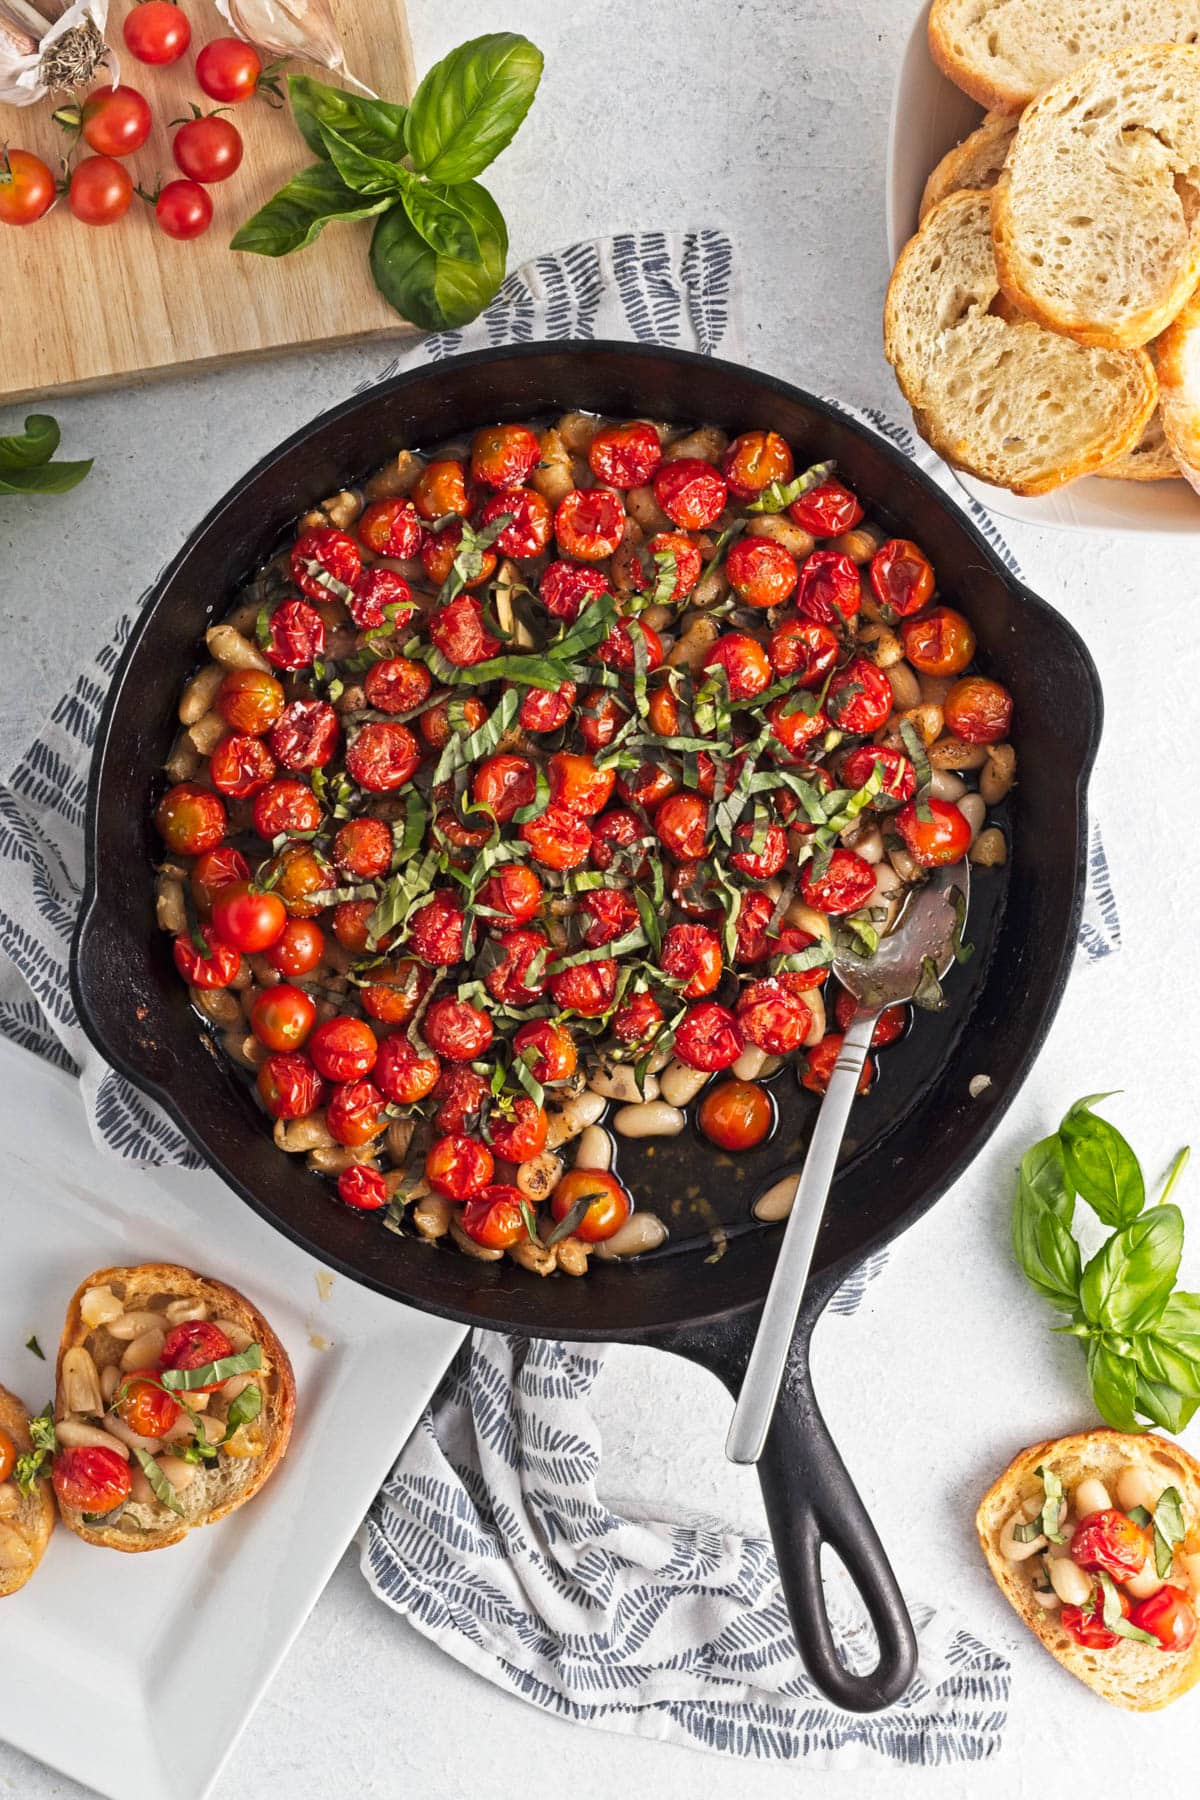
[2, 0, 417, 403]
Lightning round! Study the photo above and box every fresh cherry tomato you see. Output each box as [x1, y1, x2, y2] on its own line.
[655, 791, 710, 861]
[173, 925, 240, 989]
[589, 420, 662, 487]
[489, 1097, 549, 1163]
[253, 778, 322, 839]
[53, 1445, 131, 1514]
[359, 497, 424, 559]
[420, 694, 486, 749]
[0, 149, 55, 226]
[346, 720, 420, 792]
[155, 781, 225, 854]
[327, 1078, 385, 1146]
[374, 1035, 441, 1105]
[703, 632, 772, 701]
[123, 0, 190, 63]
[767, 618, 839, 686]
[470, 423, 540, 489]
[901, 606, 976, 677]
[81, 85, 152, 157]
[309, 1015, 377, 1082]
[660, 922, 722, 998]
[512, 1019, 577, 1084]
[0, 1428, 15, 1483]
[337, 1165, 389, 1211]
[211, 881, 287, 952]
[833, 986, 908, 1046]
[841, 744, 915, 804]
[264, 917, 324, 976]
[895, 797, 973, 867]
[673, 1002, 744, 1071]
[795, 549, 861, 626]
[424, 995, 494, 1062]
[196, 36, 263, 104]
[653, 458, 728, 529]
[550, 1168, 632, 1243]
[484, 927, 552, 1005]
[363, 657, 431, 716]
[256, 1050, 323, 1119]
[161, 1319, 235, 1390]
[173, 112, 244, 184]
[827, 655, 894, 734]
[801, 848, 877, 915]
[699, 1079, 773, 1151]
[250, 983, 316, 1052]
[1128, 1583, 1198, 1652]
[1061, 1587, 1129, 1650]
[726, 537, 798, 609]
[216, 668, 284, 734]
[789, 480, 864, 537]
[943, 676, 1013, 745]
[461, 1185, 531, 1250]
[209, 732, 275, 797]
[426, 1134, 494, 1201]
[645, 531, 702, 599]
[554, 487, 625, 561]
[421, 519, 497, 590]
[539, 560, 611, 622]
[869, 539, 935, 617]
[412, 458, 468, 520]
[765, 695, 828, 760]
[430, 594, 500, 667]
[263, 598, 325, 671]
[547, 956, 618, 1017]
[69, 154, 133, 225]
[721, 430, 793, 500]
[802, 1034, 874, 1096]
[269, 697, 339, 772]
[350, 567, 415, 632]
[736, 976, 813, 1053]
[729, 819, 789, 879]
[116, 1367, 180, 1437]
[291, 527, 360, 601]
[480, 488, 553, 559]
[1070, 1509, 1153, 1581]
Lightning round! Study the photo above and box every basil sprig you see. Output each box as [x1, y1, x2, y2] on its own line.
[234, 35, 543, 331]
[0, 413, 92, 497]
[1013, 1096, 1197, 1432]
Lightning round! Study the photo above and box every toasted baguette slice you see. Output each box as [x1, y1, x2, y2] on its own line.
[884, 190, 1157, 493]
[993, 44, 1200, 349]
[1154, 287, 1200, 491]
[919, 113, 1020, 222]
[929, 0, 1200, 112]
[1097, 407, 1183, 480]
[978, 1429, 1200, 1710]
[55, 1264, 295, 1553]
[0, 1386, 55, 1596]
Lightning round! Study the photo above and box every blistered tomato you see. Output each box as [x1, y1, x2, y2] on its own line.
[554, 487, 625, 561]
[539, 560, 611, 622]
[826, 656, 893, 734]
[489, 1097, 548, 1163]
[116, 1368, 179, 1437]
[721, 431, 793, 500]
[264, 918, 325, 977]
[653, 458, 728, 529]
[895, 798, 972, 867]
[364, 657, 432, 716]
[698, 1079, 773, 1151]
[291, 527, 361, 600]
[796, 550, 861, 626]
[901, 606, 976, 677]
[53, 1445, 131, 1514]
[256, 1051, 322, 1120]
[1070, 1509, 1153, 1581]
[725, 537, 798, 609]
[834, 986, 908, 1046]
[737, 977, 813, 1054]
[155, 783, 226, 855]
[661, 923, 722, 998]
[424, 996, 494, 1061]
[216, 668, 284, 734]
[802, 1034, 874, 1096]
[801, 849, 876, 915]
[943, 676, 1013, 745]
[869, 539, 934, 617]
[512, 1019, 577, 1084]
[161, 1319, 235, 1389]
[173, 926, 241, 989]
[673, 1002, 744, 1071]
[768, 618, 839, 686]
[485, 929, 553, 1005]
[461, 1186, 530, 1249]
[549, 1169, 632, 1242]
[338, 1166, 389, 1211]
[789, 480, 863, 537]
[547, 957, 618, 1017]
[327, 1079, 386, 1146]
[470, 423, 540, 489]
[358, 497, 424, 559]
[412, 458, 468, 520]
[841, 745, 915, 804]
[589, 421, 662, 487]
[430, 594, 501, 668]
[702, 633, 772, 700]
[308, 1016, 377, 1082]
[1128, 1584, 1198, 1652]
[375, 1036, 441, 1105]
[425, 1134, 494, 1201]
[655, 791, 710, 860]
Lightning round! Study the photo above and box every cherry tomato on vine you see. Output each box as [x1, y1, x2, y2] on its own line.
[81, 85, 152, 157]
[0, 149, 55, 226]
[123, 0, 191, 64]
[173, 111, 243, 184]
[69, 156, 133, 226]
[196, 37, 264, 104]
[154, 178, 213, 240]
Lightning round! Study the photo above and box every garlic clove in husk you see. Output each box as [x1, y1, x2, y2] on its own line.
[0, 0, 110, 106]
[213, 0, 373, 93]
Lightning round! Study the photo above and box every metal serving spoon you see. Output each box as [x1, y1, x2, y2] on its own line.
[725, 861, 970, 1465]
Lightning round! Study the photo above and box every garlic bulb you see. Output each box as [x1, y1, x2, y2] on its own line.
[213, 0, 372, 93]
[0, 0, 109, 105]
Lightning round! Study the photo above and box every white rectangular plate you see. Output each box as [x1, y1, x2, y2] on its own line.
[886, 0, 1200, 536]
[0, 1037, 465, 1800]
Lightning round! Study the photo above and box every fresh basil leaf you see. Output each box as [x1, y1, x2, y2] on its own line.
[1134, 1372, 1198, 1435]
[1097, 1570, 1159, 1644]
[1019, 1134, 1074, 1223]
[317, 122, 409, 197]
[288, 74, 408, 162]
[1153, 1486, 1186, 1577]
[1012, 1182, 1083, 1314]
[1132, 1321, 1200, 1399]
[0, 459, 93, 496]
[1079, 1204, 1182, 1331]
[369, 181, 507, 330]
[224, 1382, 263, 1439]
[133, 1448, 185, 1517]
[160, 1343, 262, 1393]
[232, 163, 392, 257]
[1087, 1337, 1140, 1431]
[0, 413, 58, 468]
[404, 32, 543, 186]
[1060, 1093, 1145, 1227]
[1127, 1505, 1152, 1527]
[399, 177, 485, 264]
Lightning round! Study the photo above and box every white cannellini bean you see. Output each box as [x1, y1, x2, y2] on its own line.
[732, 1044, 769, 1081]
[659, 1059, 710, 1108]
[587, 1062, 659, 1104]
[544, 1089, 608, 1150]
[0, 1484, 18, 1518]
[106, 1310, 166, 1341]
[1031, 1584, 1061, 1609]
[957, 793, 986, 842]
[100, 1364, 121, 1403]
[929, 768, 967, 802]
[1073, 1477, 1112, 1518]
[213, 1319, 254, 1352]
[1115, 1465, 1162, 1515]
[1000, 1504, 1046, 1561]
[55, 1418, 133, 1457]
[754, 1174, 800, 1222]
[80, 1284, 125, 1329]
[1126, 1558, 1168, 1599]
[1048, 1555, 1092, 1606]
[573, 1125, 613, 1172]
[129, 1466, 155, 1504]
[222, 1372, 255, 1402]
[613, 1100, 685, 1139]
[103, 1415, 162, 1453]
[61, 1347, 103, 1416]
[165, 1298, 208, 1326]
[594, 1212, 668, 1259]
[516, 1151, 564, 1202]
[155, 1455, 197, 1493]
[802, 990, 826, 1048]
[844, 823, 883, 863]
[121, 1329, 166, 1372]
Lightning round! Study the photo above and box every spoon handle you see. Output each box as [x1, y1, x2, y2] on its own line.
[725, 1005, 880, 1466]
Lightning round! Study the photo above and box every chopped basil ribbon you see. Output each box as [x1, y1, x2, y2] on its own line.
[133, 1448, 186, 1517]
[1153, 1486, 1186, 1577]
[745, 460, 836, 515]
[950, 883, 974, 965]
[1096, 1570, 1159, 1644]
[912, 954, 947, 1012]
[899, 718, 933, 821]
[160, 1343, 263, 1393]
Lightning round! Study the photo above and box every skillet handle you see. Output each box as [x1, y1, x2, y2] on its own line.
[660, 1310, 918, 1713]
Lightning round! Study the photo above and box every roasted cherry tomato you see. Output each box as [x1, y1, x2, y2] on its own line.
[332, 900, 377, 953]
[655, 791, 710, 861]
[895, 797, 972, 867]
[196, 35, 262, 102]
[661, 922, 722, 998]
[795, 549, 861, 626]
[801, 848, 876, 915]
[290, 527, 361, 601]
[116, 1367, 180, 1437]
[901, 606, 976, 677]
[264, 917, 324, 976]
[590, 808, 649, 877]
[263, 598, 325, 671]
[123, 0, 190, 63]
[187, 843, 249, 911]
[729, 819, 788, 879]
[209, 732, 276, 797]
[337, 1165, 389, 1211]
[653, 458, 728, 530]
[374, 1034, 441, 1106]
[596, 617, 664, 674]
[161, 1319, 234, 1389]
[943, 676, 1013, 745]
[350, 567, 415, 632]
[0, 149, 55, 226]
[256, 1050, 323, 1119]
[827, 655, 893, 734]
[252, 778, 322, 839]
[841, 744, 915, 804]
[736, 976, 813, 1054]
[69, 154, 133, 225]
[412, 458, 468, 521]
[673, 1002, 744, 1071]
[424, 995, 494, 1061]
[554, 486, 625, 561]
[408, 891, 472, 965]
[765, 695, 828, 760]
[472, 753, 538, 822]
[470, 423, 540, 489]
[420, 694, 486, 749]
[489, 1096, 548, 1163]
[547, 956, 617, 1017]
[612, 988, 663, 1046]
[327, 1078, 385, 1146]
[726, 537, 798, 609]
[477, 863, 543, 926]
[869, 538, 934, 618]
[250, 983, 316, 1052]
[589, 420, 662, 487]
[461, 1185, 530, 1249]
[81, 84, 152, 157]
[580, 890, 638, 948]
[333, 815, 393, 880]
[155, 781, 226, 854]
[802, 1034, 874, 1096]
[577, 686, 628, 752]
[721, 430, 793, 500]
[699, 1079, 773, 1151]
[346, 720, 420, 792]
[645, 531, 702, 599]
[421, 519, 498, 590]
[512, 1019, 577, 1084]
[484, 928, 552, 1005]
[173, 111, 243, 184]
[360, 959, 431, 1025]
[615, 758, 677, 811]
[308, 1016, 377, 1082]
[789, 480, 864, 537]
[433, 1064, 490, 1134]
[480, 488, 553, 560]
[430, 594, 500, 668]
[211, 881, 287, 952]
[833, 986, 908, 1046]
[1070, 1509, 1153, 1581]
[359, 497, 424, 559]
[539, 560, 611, 622]
[767, 618, 839, 686]
[364, 656, 431, 716]
[216, 668, 284, 735]
[547, 751, 615, 817]
[518, 681, 575, 732]
[702, 632, 772, 701]
[426, 1134, 494, 1201]
[173, 925, 240, 989]
[265, 843, 331, 919]
[1062, 1588, 1129, 1650]
[1128, 1584, 1198, 1652]
[53, 1445, 131, 1514]
[550, 1168, 632, 1242]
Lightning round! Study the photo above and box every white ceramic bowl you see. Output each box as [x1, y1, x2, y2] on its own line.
[886, 0, 1200, 535]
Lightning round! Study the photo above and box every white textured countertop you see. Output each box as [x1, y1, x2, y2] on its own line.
[3, 0, 1200, 1794]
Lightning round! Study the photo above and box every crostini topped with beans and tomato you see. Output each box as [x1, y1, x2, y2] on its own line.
[154, 410, 1015, 1275]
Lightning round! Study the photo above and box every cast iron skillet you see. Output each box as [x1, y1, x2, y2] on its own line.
[71, 344, 1102, 1712]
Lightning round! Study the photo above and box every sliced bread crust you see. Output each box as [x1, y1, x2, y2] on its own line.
[919, 112, 1020, 222]
[0, 1385, 55, 1597]
[978, 1429, 1200, 1710]
[1154, 286, 1200, 491]
[55, 1264, 295, 1553]
[929, 0, 1200, 113]
[992, 44, 1200, 349]
[884, 189, 1157, 493]
[1097, 407, 1183, 480]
